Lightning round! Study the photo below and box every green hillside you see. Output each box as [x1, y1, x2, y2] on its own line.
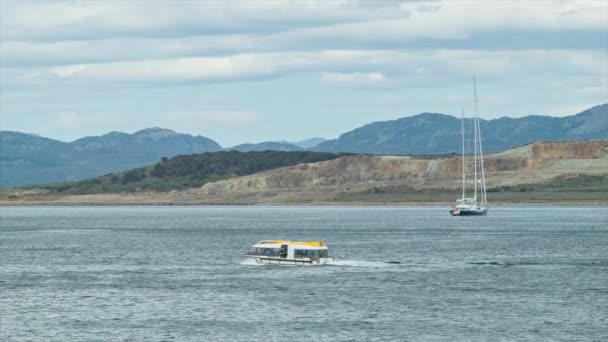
[34, 150, 351, 194]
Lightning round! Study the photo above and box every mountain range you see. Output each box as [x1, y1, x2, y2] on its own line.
[228, 141, 303, 152]
[0, 128, 221, 187]
[1, 104, 606, 187]
[314, 104, 608, 154]
[227, 137, 327, 152]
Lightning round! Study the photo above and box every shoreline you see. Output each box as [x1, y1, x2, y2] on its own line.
[2, 199, 607, 207]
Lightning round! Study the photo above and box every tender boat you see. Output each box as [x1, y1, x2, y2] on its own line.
[245, 240, 333, 266]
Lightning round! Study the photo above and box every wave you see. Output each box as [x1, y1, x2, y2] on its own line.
[468, 260, 608, 267]
[503, 260, 608, 268]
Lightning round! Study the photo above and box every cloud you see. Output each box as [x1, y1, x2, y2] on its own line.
[161, 110, 260, 127]
[28, 50, 403, 83]
[3, 0, 603, 43]
[12, 49, 598, 88]
[3, 0, 605, 147]
[1, 0, 402, 41]
[1, 0, 604, 71]
[320, 72, 391, 88]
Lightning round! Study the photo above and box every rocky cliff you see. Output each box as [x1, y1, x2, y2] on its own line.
[198, 140, 608, 201]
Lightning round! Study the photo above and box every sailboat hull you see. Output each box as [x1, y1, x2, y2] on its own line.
[450, 207, 488, 216]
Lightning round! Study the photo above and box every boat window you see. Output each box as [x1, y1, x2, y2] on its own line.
[249, 247, 280, 256]
[295, 249, 321, 258]
[280, 244, 288, 258]
[319, 250, 328, 258]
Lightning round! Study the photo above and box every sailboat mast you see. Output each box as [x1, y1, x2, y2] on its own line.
[473, 78, 478, 203]
[476, 114, 487, 205]
[461, 108, 466, 200]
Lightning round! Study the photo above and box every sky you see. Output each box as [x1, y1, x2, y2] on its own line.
[1, 0, 607, 147]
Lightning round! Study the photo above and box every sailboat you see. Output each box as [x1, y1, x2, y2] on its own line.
[450, 78, 489, 216]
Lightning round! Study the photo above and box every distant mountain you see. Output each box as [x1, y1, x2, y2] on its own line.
[314, 104, 608, 154]
[227, 138, 327, 151]
[3, 104, 606, 187]
[227, 141, 303, 152]
[293, 137, 327, 149]
[0, 128, 221, 187]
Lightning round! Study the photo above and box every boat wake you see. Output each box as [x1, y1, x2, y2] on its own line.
[468, 260, 608, 268]
[240, 259, 262, 266]
[469, 261, 503, 266]
[28, 229, 110, 233]
[240, 258, 402, 268]
[328, 260, 399, 268]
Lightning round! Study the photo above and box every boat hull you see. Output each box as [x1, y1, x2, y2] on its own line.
[247, 255, 332, 266]
[450, 207, 488, 216]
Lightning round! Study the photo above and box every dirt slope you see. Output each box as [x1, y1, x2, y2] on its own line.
[199, 140, 608, 197]
[3, 140, 607, 204]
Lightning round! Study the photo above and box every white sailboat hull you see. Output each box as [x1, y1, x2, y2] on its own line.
[450, 205, 488, 216]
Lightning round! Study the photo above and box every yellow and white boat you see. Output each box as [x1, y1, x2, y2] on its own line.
[246, 240, 333, 266]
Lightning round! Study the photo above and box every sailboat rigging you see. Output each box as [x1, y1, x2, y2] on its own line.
[450, 78, 489, 216]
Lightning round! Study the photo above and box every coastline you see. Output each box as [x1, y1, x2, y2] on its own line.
[2, 197, 606, 207]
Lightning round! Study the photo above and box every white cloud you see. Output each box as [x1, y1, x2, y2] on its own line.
[1, 0, 402, 41]
[1, 0, 604, 71]
[320, 72, 390, 88]
[34, 50, 405, 83]
[14, 49, 598, 87]
[161, 110, 260, 126]
[3, 0, 603, 43]
[0, 1, 604, 145]
[277, 0, 607, 48]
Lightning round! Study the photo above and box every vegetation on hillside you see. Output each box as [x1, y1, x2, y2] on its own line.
[34, 150, 351, 194]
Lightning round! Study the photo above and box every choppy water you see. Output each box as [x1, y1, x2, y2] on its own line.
[1, 206, 607, 341]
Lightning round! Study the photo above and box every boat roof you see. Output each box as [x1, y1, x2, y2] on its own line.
[255, 240, 327, 248]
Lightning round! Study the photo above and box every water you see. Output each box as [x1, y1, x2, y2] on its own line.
[1, 206, 607, 341]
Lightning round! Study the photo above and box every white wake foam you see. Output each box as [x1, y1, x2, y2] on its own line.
[31, 229, 110, 233]
[240, 258, 263, 266]
[328, 260, 398, 268]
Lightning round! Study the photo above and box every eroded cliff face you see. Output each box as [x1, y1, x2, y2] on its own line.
[495, 140, 608, 159]
[199, 140, 608, 196]
[530, 140, 607, 159]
